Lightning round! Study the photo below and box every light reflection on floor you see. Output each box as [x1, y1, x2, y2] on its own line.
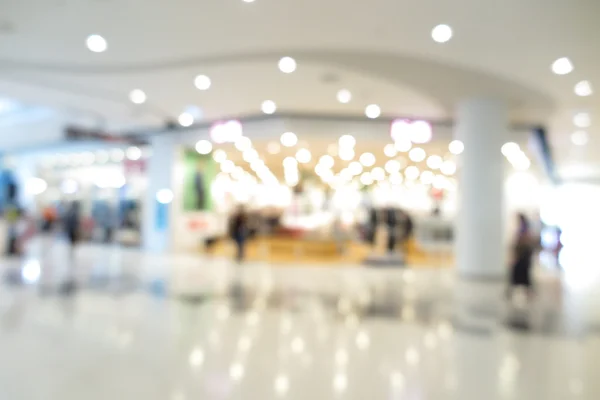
[0, 238, 599, 399]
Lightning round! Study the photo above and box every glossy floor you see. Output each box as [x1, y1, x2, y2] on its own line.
[1, 237, 599, 399]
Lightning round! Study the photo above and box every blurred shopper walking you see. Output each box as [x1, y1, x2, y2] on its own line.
[230, 206, 248, 263]
[507, 213, 535, 301]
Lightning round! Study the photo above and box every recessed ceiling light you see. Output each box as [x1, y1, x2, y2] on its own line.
[571, 131, 589, 146]
[448, 140, 464, 155]
[129, 89, 146, 104]
[359, 152, 376, 167]
[242, 0, 255, 2]
[338, 134, 356, 149]
[195, 140, 213, 155]
[261, 100, 277, 114]
[441, 160, 457, 176]
[337, 89, 352, 104]
[426, 155, 443, 170]
[384, 143, 397, 157]
[296, 148, 312, 164]
[551, 57, 573, 75]
[178, 112, 194, 127]
[405, 166, 420, 180]
[280, 132, 298, 147]
[126, 146, 142, 161]
[431, 24, 453, 43]
[194, 75, 211, 90]
[278, 57, 297, 73]
[573, 112, 591, 128]
[86, 34, 107, 53]
[365, 104, 381, 119]
[409, 147, 426, 162]
[267, 142, 281, 154]
[574, 80, 593, 97]
[501, 142, 520, 157]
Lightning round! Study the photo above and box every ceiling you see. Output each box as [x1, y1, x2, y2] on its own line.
[0, 0, 598, 179]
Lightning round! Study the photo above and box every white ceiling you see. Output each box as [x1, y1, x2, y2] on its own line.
[0, 0, 598, 179]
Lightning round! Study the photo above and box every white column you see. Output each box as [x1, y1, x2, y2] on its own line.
[455, 98, 507, 279]
[142, 135, 178, 253]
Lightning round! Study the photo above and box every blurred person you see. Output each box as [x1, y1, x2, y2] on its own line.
[385, 207, 398, 253]
[64, 201, 81, 260]
[41, 205, 58, 232]
[60, 201, 82, 294]
[229, 206, 248, 263]
[507, 213, 535, 301]
[366, 207, 378, 248]
[5, 204, 20, 256]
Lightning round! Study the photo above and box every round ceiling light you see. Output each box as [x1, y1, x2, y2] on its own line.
[338, 134, 356, 149]
[235, 136, 252, 152]
[278, 57, 297, 73]
[339, 147, 355, 161]
[280, 131, 298, 147]
[178, 112, 194, 127]
[571, 131, 589, 146]
[426, 155, 443, 170]
[395, 138, 412, 153]
[283, 157, 298, 169]
[86, 34, 107, 53]
[573, 112, 591, 128]
[365, 104, 381, 119]
[243, 149, 259, 162]
[384, 144, 397, 157]
[359, 152, 376, 167]
[261, 100, 277, 114]
[348, 161, 363, 175]
[410, 121, 432, 143]
[319, 155, 335, 169]
[195, 140, 213, 155]
[501, 142, 520, 157]
[441, 160, 457, 176]
[371, 167, 385, 181]
[296, 148, 312, 164]
[551, 57, 573, 75]
[126, 146, 142, 161]
[449, 140, 464, 155]
[360, 172, 374, 186]
[431, 24, 453, 43]
[404, 166, 420, 180]
[194, 75, 212, 90]
[267, 142, 281, 154]
[337, 89, 352, 104]
[385, 159, 401, 174]
[156, 189, 174, 204]
[420, 170, 434, 185]
[129, 89, 146, 104]
[408, 147, 426, 162]
[390, 172, 403, 185]
[574, 80, 593, 97]
[213, 149, 227, 163]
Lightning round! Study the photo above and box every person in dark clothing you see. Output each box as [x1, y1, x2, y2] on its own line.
[507, 213, 535, 301]
[64, 201, 81, 258]
[59, 201, 82, 294]
[230, 207, 248, 262]
[385, 207, 398, 253]
[366, 207, 378, 247]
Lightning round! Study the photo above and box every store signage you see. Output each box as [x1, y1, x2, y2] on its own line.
[210, 120, 243, 144]
[390, 119, 432, 144]
[65, 126, 146, 144]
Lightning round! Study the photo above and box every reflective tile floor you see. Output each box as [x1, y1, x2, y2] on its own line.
[1, 237, 599, 399]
